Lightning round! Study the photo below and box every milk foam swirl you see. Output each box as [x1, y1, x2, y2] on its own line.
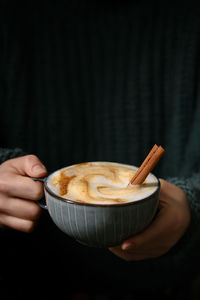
[49, 162, 158, 205]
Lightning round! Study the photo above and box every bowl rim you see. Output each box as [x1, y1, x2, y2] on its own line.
[44, 162, 160, 207]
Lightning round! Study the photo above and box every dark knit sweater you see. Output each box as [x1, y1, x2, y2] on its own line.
[1, 0, 200, 296]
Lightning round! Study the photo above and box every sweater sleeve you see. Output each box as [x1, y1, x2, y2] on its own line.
[167, 174, 200, 226]
[165, 173, 200, 257]
[0, 148, 26, 164]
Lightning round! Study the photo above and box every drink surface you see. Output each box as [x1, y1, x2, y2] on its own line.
[48, 162, 158, 205]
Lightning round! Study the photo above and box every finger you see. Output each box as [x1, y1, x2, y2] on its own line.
[0, 197, 42, 221]
[7, 175, 45, 200]
[0, 155, 47, 200]
[109, 246, 132, 260]
[109, 246, 150, 261]
[0, 213, 36, 232]
[121, 207, 176, 251]
[10, 154, 47, 178]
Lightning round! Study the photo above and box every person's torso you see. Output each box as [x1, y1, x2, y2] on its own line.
[1, 0, 200, 177]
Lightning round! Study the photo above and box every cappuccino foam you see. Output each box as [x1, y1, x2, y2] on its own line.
[48, 162, 158, 205]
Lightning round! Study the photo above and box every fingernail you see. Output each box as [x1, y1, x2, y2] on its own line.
[121, 243, 131, 251]
[32, 164, 46, 175]
[122, 241, 137, 251]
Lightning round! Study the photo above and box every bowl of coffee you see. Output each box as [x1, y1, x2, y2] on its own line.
[40, 162, 160, 247]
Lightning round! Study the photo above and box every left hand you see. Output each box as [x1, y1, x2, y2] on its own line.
[109, 179, 191, 261]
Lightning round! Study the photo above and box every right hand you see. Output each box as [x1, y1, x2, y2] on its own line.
[0, 155, 47, 232]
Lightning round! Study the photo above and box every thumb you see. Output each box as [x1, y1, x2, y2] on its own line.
[17, 154, 47, 177]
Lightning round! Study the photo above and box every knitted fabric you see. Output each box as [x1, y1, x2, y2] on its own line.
[0, 148, 25, 163]
[1, 0, 200, 293]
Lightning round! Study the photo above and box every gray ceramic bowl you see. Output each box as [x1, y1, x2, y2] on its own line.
[35, 164, 160, 247]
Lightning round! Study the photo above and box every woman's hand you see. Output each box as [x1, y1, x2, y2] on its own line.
[109, 179, 191, 261]
[0, 155, 47, 232]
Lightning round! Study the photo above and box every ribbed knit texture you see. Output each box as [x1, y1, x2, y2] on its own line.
[1, 1, 200, 175]
[1, 0, 200, 293]
[0, 148, 25, 163]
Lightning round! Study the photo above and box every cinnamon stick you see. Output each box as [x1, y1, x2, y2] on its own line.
[129, 144, 165, 185]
